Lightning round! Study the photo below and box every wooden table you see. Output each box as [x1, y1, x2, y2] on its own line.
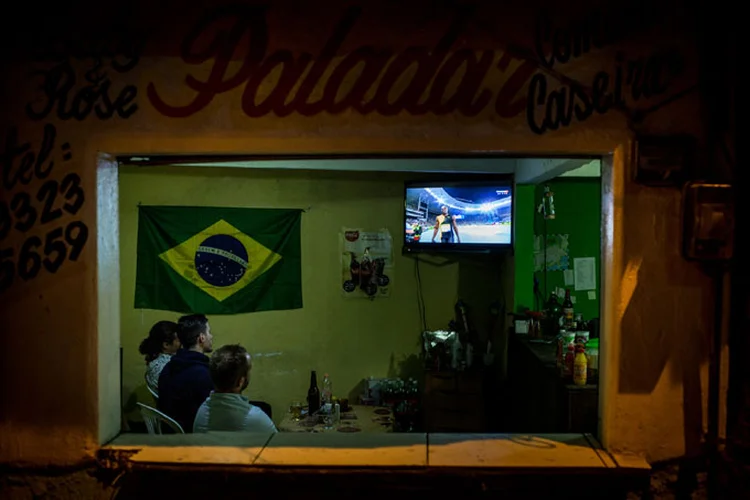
[278, 405, 394, 433]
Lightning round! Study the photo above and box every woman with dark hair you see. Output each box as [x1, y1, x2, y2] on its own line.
[139, 321, 180, 395]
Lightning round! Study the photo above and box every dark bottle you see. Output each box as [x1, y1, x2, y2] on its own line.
[544, 290, 562, 337]
[349, 253, 360, 285]
[546, 291, 562, 320]
[307, 370, 321, 415]
[562, 289, 574, 328]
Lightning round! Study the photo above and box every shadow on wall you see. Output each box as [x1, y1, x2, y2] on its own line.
[618, 181, 713, 459]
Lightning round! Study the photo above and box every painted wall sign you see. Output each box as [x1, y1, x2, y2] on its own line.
[526, 12, 686, 134]
[146, 5, 689, 136]
[25, 36, 141, 122]
[0, 124, 89, 293]
[147, 5, 535, 119]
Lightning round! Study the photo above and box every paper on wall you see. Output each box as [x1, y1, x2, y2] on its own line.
[533, 234, 570, 271]
[574, 257, 596, 291]
[341, 228, 393, 299]
[587, 290, 596, 300]
[571, 296, 577, 304]
[563, 269, 574, 286]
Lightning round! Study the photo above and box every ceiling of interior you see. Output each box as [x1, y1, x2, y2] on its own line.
[127, 157, 601, 182]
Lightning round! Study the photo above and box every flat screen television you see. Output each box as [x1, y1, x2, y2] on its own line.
[403, 178, 514, 254]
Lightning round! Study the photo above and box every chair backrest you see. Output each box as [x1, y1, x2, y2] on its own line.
[145, 373, 159, 400]
[136, 402, 185, 434]
[249, 400, 272, 420]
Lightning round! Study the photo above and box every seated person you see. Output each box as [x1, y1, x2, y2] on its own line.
[138, 320, 180, 395]
[158, 314, 214, 433]
[193, 344, 277, 434]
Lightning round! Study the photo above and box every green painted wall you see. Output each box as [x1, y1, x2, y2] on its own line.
[513, 185, 536, 313]
[514, 179, 601, 320]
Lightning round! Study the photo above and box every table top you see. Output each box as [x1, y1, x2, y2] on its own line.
[278, 404, 394, 433]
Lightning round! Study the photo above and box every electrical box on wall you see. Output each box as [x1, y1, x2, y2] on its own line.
[634, 136, 694, 187]
[682, 182, 734, 261]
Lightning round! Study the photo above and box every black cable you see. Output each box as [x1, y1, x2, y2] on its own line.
[543, 213, 548, 300]
[414, 256, 427, 332]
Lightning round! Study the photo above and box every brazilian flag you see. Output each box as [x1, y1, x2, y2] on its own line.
[134, 206, 302, 314]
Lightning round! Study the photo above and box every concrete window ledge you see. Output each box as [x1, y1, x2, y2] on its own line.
[101, 431, 648, 471]
[98, 433, 651, 496]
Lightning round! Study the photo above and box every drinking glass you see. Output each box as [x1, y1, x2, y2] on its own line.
[290, 401, 302, 421]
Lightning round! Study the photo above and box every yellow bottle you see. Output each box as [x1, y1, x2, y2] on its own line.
[573, 346, 588, 386]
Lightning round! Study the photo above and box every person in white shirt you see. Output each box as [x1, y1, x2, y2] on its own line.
[193, 344, 277, 434]
[138, 320, 180, 395]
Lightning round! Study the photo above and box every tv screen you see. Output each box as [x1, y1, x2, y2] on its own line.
[404, 180, 513, 253]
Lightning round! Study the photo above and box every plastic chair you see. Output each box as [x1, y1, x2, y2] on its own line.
[249, 400, 272, 420]
[145, 373, 159, 400]
[136, 402, 185, 434]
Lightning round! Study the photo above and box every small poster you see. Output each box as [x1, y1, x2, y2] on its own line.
[341, 228, 393, 298]
[533, 233, 570, 271]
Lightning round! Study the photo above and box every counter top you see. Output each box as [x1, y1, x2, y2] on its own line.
[513, 335, 558, 369]
[512, 335, 598, 390]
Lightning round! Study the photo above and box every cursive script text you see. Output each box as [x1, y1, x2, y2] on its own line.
[26, 60, 139, 121]
[147, 5, 535, 119]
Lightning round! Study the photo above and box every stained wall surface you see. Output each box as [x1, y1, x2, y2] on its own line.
[0, 0, 729, 467]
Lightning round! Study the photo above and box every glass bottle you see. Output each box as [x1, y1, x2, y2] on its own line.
[562, 289, 574, 328]
[307, 370, 320, 416]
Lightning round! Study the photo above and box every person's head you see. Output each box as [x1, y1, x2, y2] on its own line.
[209, 344, 252, 394]
[177, 314, 213, 353]
[138, 321, 180, 363]
[441, 205, 448, 214]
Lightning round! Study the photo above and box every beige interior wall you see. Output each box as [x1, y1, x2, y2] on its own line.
[119, 166, 510, 424]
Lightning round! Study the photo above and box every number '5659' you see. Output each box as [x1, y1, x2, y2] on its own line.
[0, 221, 89, 293]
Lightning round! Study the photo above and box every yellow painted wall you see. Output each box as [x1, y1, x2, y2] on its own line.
[119, 165, 496, 423]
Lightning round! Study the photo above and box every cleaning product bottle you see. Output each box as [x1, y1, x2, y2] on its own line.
[573, 345, 588, 386]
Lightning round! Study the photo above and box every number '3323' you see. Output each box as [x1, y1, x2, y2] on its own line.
[0, 172, 84, 238]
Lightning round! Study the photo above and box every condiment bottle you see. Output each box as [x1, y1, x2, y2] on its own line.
[564, 343, 575, 379]
[573, 345, 588, 386]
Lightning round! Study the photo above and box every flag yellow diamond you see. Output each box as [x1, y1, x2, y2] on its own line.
[159, 219, 282, 302]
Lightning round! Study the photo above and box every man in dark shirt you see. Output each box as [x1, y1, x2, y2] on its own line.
[158, 314, 214, 432]
[431, 205, 461, 244]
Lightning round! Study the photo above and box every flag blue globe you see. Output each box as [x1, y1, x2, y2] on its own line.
[195, 234, 249, 287]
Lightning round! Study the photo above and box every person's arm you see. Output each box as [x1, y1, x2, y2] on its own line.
[452, 219, 460, 243]
[432, 217, 440, 242]
[189, 370, 215, 427]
